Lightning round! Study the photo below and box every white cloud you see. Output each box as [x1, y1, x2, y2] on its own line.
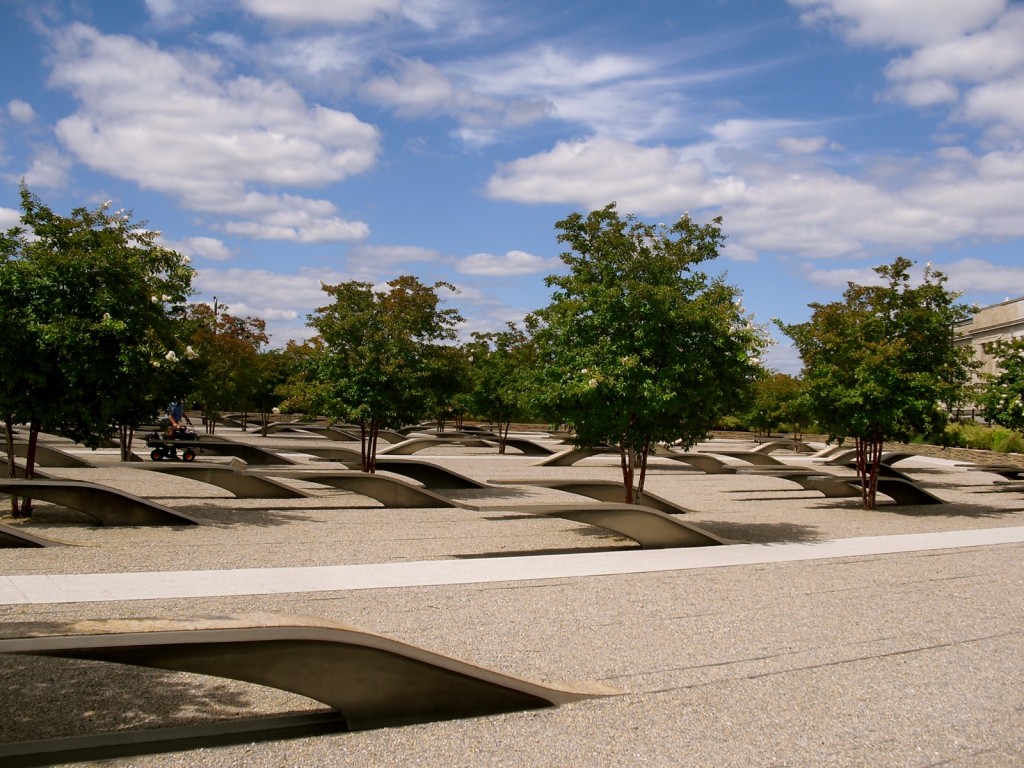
[943, 258, 1024, 296]
[456, 250, 553, 276]
[13, 147, 71, 190]
[162, 236, 234, 261]
[789, 0, 1006, 48]
[240, 0, 402, 25]
[347, 244, 441, 265]
[47, 23, 378, 242]
[886, 79, 959, 107]
[805, 3, 1024, 146]
[487, 131, 1024, 264]
[193, 264, 353, 342]
[238, 0, 477, 32]
[0, 207, 21, 229]
[486, 136, 713, 215]
[776, 135, 830, 155]
[6, 100, 36, 123]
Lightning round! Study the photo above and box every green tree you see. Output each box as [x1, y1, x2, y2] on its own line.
[465, 323, 537, 452]
[275, 338, 328, 419]
[779, 258, 976, 509]
[1, 185, 193, 514]
[186, 302, 269, 433]
[307, 275, 463, 472]
[532, 203, 766, 504]
[978, 337, 1024, 432]
[421, 343, 473, 431]
[743, 373, 810, 438]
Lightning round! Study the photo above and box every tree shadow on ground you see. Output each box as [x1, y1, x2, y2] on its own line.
[461, 517, 632, 557]
[0, 654, 336, 760]
[874, 501, 1023, 518]
[690, 520, 824, 544]
[179, 507, 348, 527]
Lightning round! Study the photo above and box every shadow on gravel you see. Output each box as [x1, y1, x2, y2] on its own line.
[0, 655, 335, 764]
[456, 544, 633, 558]
[879, 502, 1023, 519]
[691, 520, 823, 544]
[173, 507, 339, 527]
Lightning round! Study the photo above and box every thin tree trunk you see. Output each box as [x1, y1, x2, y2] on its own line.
[118, 423, 135, 461]
[4, 416, 21, 517]
[635, 436, 651, 504]
[854, 430, 883, 509]
[619, 440, 635, 504]
[498, 418, 510, 454]
[360, 418, 379, 473]
[20, 418, 40, 517]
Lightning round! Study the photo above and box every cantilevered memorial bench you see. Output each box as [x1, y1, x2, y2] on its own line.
[750, 439, 815, 454]
[697, 449, 791, 466]
[262, 423, 353, 441]
[824, 450, 916, 467]
[955, 463, 1024, 481]
[648, 447, 738, 474]
[12, 441, 94, 468]
[0, 480, 201, 525]
[129, 464, 312, 499]
[736, 467, 863, 498]
[487, 479, 695, 515]
[740, 470, 943, 505]
[292, 446, 364, 463]
[366, 460, 488, 490]
[0, 523, 70, 548]
[253, 470, 463, 508]
[487, 437, 559, 456]
[484, 502, 727, 549]
[378, 437, 492, 455]
[0, 614, 611, 760]
[535, 447, 618, 467]
[188, 441, 303, 466]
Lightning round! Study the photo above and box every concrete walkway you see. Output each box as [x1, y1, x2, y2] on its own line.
[4, 525, 1022, 605]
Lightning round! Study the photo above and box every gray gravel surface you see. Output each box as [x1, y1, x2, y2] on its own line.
[2, 430, 1022, 766]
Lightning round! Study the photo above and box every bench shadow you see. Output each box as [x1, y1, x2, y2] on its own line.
[688, 520, 824, 544]
[0, 655, 338, 764]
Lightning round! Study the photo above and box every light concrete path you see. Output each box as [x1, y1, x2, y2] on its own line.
[3, 525, 1022, 605]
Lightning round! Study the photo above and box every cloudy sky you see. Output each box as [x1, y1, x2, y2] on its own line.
[2, 0, 1024, 373]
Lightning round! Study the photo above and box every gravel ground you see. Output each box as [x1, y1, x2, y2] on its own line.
[1, 429, 1022, 766]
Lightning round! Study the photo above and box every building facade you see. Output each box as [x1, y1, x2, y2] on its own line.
[954, 297, 1024, 379]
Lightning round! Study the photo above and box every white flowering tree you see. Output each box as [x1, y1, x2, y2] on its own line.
[1, 184, 194, 503]
[978, 338, 1024, 432]
[532, 203, 767, 504]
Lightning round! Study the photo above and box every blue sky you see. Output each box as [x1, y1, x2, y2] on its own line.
[2, 0, 1023, 374]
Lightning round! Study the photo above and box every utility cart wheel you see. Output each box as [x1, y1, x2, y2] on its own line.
[150, 448, 164, 461]
[182, 448, 196, 462]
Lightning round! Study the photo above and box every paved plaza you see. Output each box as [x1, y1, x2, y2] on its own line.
[1, 430, 1022, 766]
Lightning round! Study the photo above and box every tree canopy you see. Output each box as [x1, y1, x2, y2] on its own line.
[532, 203, 766, 503]
[307, 275, 463, 471]
[779, 258, 976, 508]
[978, 337, 1024, 432]
[464, 323, 537, 451]
[1, 185, 193, 513]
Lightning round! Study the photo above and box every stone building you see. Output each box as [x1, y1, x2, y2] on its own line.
[954, 296, 1024, 379]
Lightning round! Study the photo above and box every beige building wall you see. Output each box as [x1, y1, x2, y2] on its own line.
[954, 297, 1024, 379]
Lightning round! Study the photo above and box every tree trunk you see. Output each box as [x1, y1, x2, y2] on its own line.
[19, 418, 41, 518]
[854, 429, 883, 510]
[359, 418, 379, 473]
[4, 416, 21, 517]
[498, 419, 511, 455]
[118, 423, 135, 461]
[619, 441, 635, 504]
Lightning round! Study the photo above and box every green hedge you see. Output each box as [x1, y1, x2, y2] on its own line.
[943, 423, 1024, 454]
